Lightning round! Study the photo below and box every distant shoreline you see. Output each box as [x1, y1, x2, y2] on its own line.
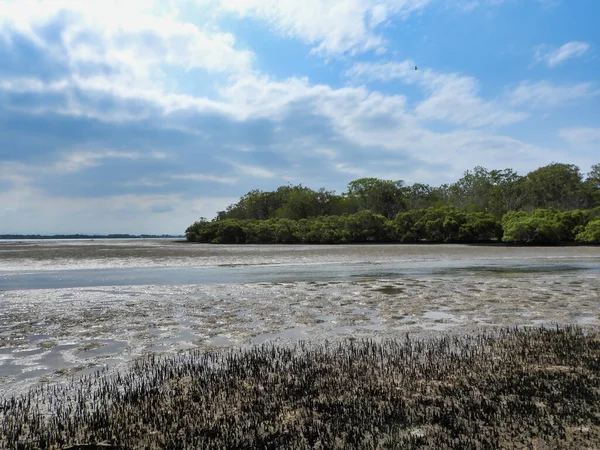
[0, 234, 184, 240]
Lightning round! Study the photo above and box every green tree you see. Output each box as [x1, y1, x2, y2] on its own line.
[575, 218, 600, 243]
[448, 167, 492, 211]
[501, 210, 563, 244]
[346, 178, 407, 219]
[584, 163, 600, 207]
[185, 217, 210, 242]
[404, 183, 448, 210]
[409, 206, 496, 243]
[389, 210, 427, 243]
[187, 161, 600, 245]
[345, 210, 388, 242]
[448, 167, 526, 216]
[525, 163, 586, 210]
[212, 220, 246, 244]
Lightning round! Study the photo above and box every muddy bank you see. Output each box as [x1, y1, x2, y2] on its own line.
[1, 326, 599, 449]
[2, 275, 600, 398]
[2, 240, 600, 272]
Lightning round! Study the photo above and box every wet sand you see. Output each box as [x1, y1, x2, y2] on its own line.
[1, 240, 600, 398]
[2, 239, 600, 272]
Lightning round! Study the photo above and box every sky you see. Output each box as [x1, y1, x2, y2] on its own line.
[0, 0, 599, 235]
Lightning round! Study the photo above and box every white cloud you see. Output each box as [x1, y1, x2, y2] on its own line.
[0, 75, 237, 122]
[346, 60, 416, 81]
[1, 62, 588, 231]
[55, 151, 145, 173]
[0, 152, 165, 187]
[122, 178, 170, 188]
[0, 78, 70, 93]
[0, 42, 574, 193]
[346, 60, 527, 128]
[334, 162, 367, 176]
[415, 73, 526, 127]
[196, 0, 432, 56]
[170, 173, 239, 184]
[508, 81, 599, 108]
[0, 186, 237, 235]
[219, 75, 320, 120]
[534, 41, 591, 68]
[214, 72, 563, 185]
[228, 162, 280, 179]
[0, 0, 258, 132]
[0, 0, 254, 92]
[559, 127, 600, 151]
[314, 148, 339, 160]
[333, 162, 406, 181]
[219, 73, 412, 139]
[419, 129, 562, 168]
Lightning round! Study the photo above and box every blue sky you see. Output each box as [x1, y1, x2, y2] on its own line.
[1, 0, 599, 234]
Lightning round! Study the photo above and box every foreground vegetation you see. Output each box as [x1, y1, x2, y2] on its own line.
[186, 162, 600, 244]
[2, 326, 599, 449]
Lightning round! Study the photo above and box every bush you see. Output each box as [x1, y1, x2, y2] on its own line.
[575, 218, 600, 243]
[501, 211, 562, 244]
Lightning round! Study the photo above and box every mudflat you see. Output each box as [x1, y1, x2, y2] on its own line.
[1, 240, 600, 398]
[1, 240, 600, 447]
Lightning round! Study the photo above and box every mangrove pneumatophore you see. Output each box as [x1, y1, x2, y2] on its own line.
[1, 325, 600, 449]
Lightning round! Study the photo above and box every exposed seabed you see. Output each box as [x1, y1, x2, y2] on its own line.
[2, 274, 600, 399]
[2, 241, 600, 448]
[1, 325, 600, 449]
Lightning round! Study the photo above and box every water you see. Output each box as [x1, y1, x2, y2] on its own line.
[2, 260, 596, 291]
[2, 240, 599, 290]
[1, 239, 600, 397]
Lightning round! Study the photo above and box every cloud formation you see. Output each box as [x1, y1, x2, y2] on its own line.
[346, 61, 527, 127]
[534, 41, 591, 67]
[0, 0, 598, 234]
[196, 0, 432, 56]
[508, 81, 599, 108]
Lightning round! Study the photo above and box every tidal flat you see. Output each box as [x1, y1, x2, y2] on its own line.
[1, 240, 600, 447]
[2, 326, 600, 449]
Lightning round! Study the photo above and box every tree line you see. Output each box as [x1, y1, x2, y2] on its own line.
[186, 162, 600, 245]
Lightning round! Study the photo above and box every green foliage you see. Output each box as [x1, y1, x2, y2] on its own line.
[185, 217, 209, 242]
[388, 209, 426, 243]
[525, 163, 587, 210]
[584, 164, 600, 206]
[216, 185, 341, 221]
[186, 162, 600, 244]
[559, 209, 593, 240]
[345, 210, 388, 242]
[501, 210, 564, 244]
[404, 183, 449, 210]
[501, 208, 600, 244]
[446, 167, 527, 217]
[346, 178, 407, 219]
[575, 218, 600, 243]
[388, 207, 498, 243]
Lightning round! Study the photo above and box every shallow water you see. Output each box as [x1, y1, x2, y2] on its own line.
[1, 240, 600, 397]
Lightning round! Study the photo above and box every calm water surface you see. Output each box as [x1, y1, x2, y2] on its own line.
[1, 240, 599, 290]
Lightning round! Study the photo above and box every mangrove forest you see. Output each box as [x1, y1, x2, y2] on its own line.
[186, 162, 600, 245]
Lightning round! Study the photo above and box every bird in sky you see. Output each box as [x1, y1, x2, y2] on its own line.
[414, 65, 418, 70]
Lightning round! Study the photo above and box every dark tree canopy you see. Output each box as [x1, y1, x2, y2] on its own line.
[187, 162, 600, 245]
[525, 163, 587, 210]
